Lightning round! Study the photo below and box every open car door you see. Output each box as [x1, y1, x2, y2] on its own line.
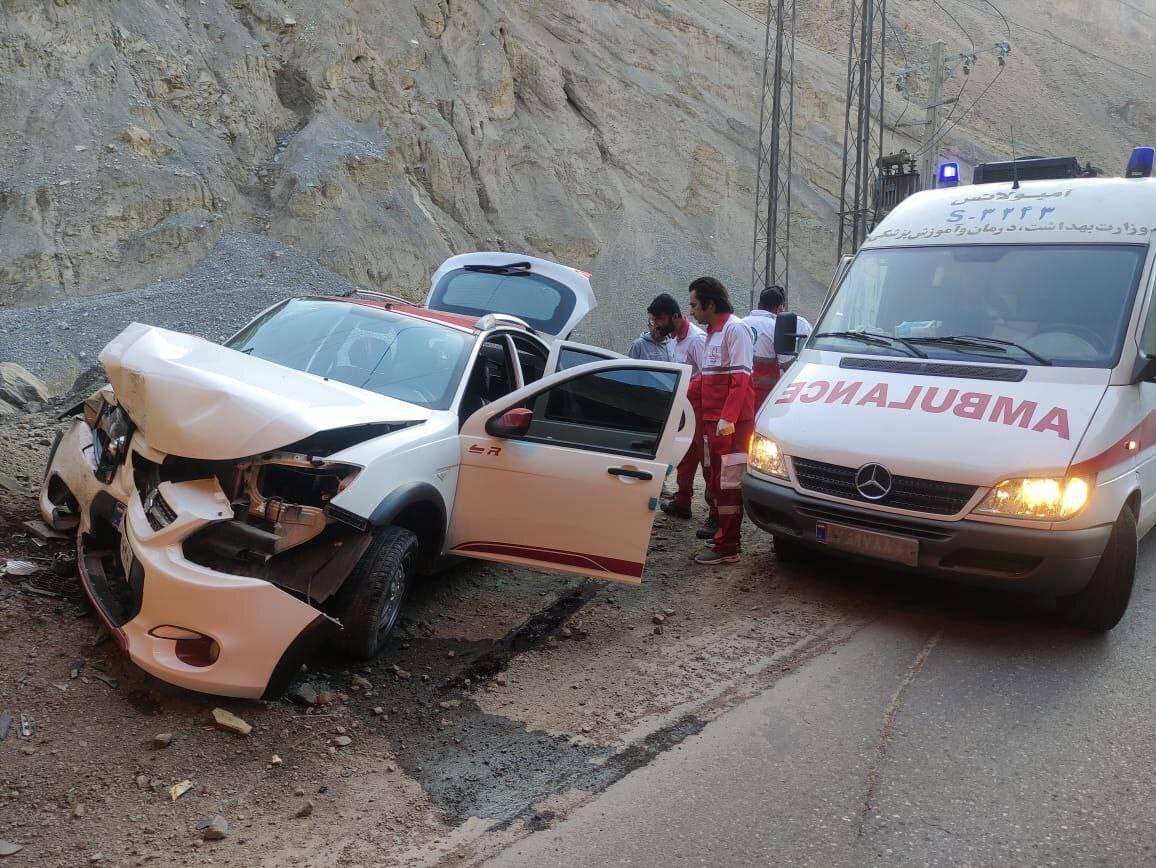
[545, 339, 624, 374]
[426, 253, 595, 341]
[449, 359, 693, 584]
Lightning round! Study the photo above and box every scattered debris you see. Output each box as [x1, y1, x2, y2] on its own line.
[169, 780, 192, 801]
[91, 672, 118, 689]
[663, 607, 676, 616]
[211, 708, 252, 736]
[152, 733, 173, 750]
[439, 700, 461, 710]
[3, 560, 40, 577]
[372, 706, 384, 716]
[350, 674, 372, 690]
[198, 816, 230, 841]
[652, 613, 666, 625]
[18, 715, 31, 738]
[0, 840, 24, 857]
[22, 519, 67, 542]
[0, 711, 11, 741]
[294, 801, 314, 819]
[20, 582, 60, 598]
[391, 665, 411, 680]
[332, 735, 351, 747]
[52, 681, 69, 692]
[287, 684, 319, 706]
[270, 754, 283, 767]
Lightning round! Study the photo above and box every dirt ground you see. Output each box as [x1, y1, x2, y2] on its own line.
[0, 407, 850, 867]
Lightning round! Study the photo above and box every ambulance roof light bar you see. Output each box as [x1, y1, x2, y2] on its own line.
[938, 162, 960, 187]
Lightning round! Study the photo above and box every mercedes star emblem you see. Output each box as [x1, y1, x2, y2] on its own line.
[855, 463, 893, 500]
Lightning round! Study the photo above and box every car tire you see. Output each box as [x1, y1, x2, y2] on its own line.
[1056, 506, 1137, 632]
[772, 534, 808, 564]
[331, 526, 418, 659]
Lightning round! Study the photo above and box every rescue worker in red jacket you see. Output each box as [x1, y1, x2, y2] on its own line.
[687, 277, 755, 565]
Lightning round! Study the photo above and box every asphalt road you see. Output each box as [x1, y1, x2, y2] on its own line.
[488, 538, 1156, 867]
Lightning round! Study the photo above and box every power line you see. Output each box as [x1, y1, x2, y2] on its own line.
[932, 0, 975, 49]
[884, 13, 912, 132]
[951, 0, 1156, 80]
[1118, 0, 1156, 22]
[974, 0, 1012, 38]
[910, 63, 1006, 158]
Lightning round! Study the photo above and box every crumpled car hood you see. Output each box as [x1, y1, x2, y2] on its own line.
[100, 323, 430, 460]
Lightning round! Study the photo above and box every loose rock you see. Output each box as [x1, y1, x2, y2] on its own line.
[287, 684, 319, 706]
[199, 816, 229, 841]
[652, 614, 666, 625]
[211, 708, 252, 736]
[294, 801, 314, 819]
[332, 735, 352, 747]
[0, 841, 23, 857]
[152, 733, 173, 749]
[351, 675, 372, 690]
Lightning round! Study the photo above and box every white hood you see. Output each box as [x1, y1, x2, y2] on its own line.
[759, 355, 1109, 485]
[100, 323, 430, 461]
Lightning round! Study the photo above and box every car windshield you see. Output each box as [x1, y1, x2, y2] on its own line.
[226, 299, 474, 409]
[811, 244, 1147, 368]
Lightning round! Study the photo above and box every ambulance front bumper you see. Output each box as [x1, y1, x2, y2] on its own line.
[743, 474, 1112, 595]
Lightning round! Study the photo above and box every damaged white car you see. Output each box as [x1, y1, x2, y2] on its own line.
[39, 254, 693, 699]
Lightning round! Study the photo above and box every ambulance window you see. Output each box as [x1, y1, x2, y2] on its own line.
[519, 366, 679, 459]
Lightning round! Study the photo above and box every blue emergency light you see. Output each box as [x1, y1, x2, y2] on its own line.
[1126, 146, 1154, 178]
[938, 162, 960, 187]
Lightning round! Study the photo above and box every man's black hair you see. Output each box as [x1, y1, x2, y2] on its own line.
[647, 293, 681, 318]
[688, 276, 734, 315]
[759, 285, 786, 312]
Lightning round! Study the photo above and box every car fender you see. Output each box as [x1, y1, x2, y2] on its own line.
[368, 482, 448, 553]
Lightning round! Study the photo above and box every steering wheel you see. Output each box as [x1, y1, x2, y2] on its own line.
[1027, 323, 1107, 356]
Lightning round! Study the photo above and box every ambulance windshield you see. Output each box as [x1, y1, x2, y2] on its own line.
[812, 244, 1147, 368]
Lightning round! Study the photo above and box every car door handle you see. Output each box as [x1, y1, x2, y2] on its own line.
[608, 467, 653, 481]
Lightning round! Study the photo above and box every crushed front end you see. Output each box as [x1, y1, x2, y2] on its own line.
[41, 390, 384, 698]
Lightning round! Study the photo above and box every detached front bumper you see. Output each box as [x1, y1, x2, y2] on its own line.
[46, 420, 335, 699]
[743, 473, 1112, 595]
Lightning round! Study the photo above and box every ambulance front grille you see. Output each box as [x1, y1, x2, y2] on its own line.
[791, 458, 977, 516]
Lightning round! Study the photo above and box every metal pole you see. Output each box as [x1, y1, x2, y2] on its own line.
[836, 0, 862, 260]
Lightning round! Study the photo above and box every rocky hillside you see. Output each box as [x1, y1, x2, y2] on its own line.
[1, 0, 1152, 351]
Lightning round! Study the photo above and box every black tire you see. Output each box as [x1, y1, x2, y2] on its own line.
[331, 526, 418, 659]
[772, 534, 808, 564]
[1056, 507, 1137, 632]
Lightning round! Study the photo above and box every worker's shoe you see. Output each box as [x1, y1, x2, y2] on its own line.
[695, 517, 718, 539]
[659, 499, 692, 519]
[692, 546, 739, 565]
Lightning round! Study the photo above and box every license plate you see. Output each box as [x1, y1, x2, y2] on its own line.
[815, 521, 919, 567]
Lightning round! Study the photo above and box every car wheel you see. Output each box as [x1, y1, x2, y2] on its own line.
[1056, 506, 1137, 632]
[331, 526, 418, 659]
[772, 534, 808, 564]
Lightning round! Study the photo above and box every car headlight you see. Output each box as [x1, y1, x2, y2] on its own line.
[748, 433, 788, 479]
[973, 476, 1092, 521]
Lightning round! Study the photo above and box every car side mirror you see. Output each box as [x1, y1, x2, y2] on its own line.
[773, 312, 800, 356]
[486, 407, 533, 438]
[1131, 354, 1156, 384]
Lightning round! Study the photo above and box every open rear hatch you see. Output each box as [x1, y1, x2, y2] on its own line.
[425, 252, 596, 340]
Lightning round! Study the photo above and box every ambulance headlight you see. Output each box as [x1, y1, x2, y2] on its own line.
[973, 476, 1092, 521]
[748, 433, 788, 479]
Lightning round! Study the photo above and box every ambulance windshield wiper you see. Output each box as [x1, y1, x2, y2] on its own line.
[906, 335, 1052, 366]
[812, 330, 927, 358]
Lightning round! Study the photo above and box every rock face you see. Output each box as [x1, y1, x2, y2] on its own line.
[0, 363, 49, 409]
[0, 0, 1152, 347]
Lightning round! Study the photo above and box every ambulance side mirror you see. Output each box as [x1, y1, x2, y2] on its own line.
[486, 407, 533, 438]
[774, 313, 800, 356]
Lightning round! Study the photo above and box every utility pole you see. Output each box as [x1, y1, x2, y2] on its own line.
[920, 40, 946, 190]
[751, 0, 796, 307]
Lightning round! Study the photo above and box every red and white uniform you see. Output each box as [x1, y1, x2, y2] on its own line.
[744, 309, 813, 410]
[669, 319, 708, 513]
[701, 314, 755, 557]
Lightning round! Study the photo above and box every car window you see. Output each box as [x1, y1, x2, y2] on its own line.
[511, 334, 548, 384]
[459, 336, 518, 425]
[226, 299, 473, 409]
[558, 346, 613, 370]
[429, 268, 576, 334]
[520, 366, 679, 459]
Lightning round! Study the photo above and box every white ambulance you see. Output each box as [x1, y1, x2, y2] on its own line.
[744, 149, 1156, 630]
